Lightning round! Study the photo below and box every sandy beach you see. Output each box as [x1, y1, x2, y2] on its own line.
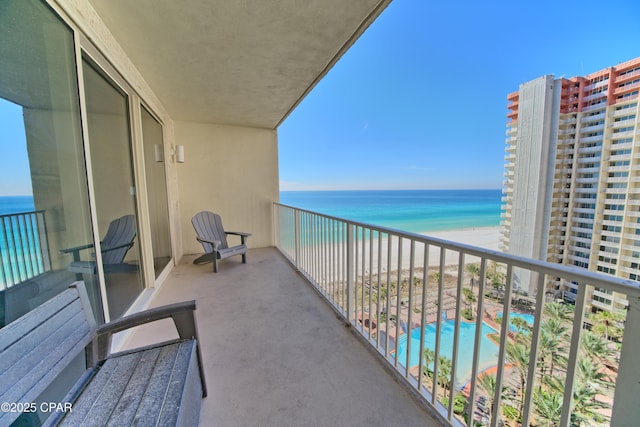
[299, 225, 504, 281]
[375, 225, 503, 269]
[421, 226, 502, 252]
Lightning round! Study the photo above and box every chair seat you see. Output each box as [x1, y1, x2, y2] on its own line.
[218, 244, 247, 259]
[69, 261, 138, 275]
[69, 261, 97, 275]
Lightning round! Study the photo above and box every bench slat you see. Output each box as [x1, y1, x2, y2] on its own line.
[0, 298, 85, 375]
[145, 341, 195, 426]
[59, 346, 151, 425]
[60, 341, 199, 426]
[161, 340, 202, 427]
[0, 310, 90, 404]
[0, 287, 78, 353]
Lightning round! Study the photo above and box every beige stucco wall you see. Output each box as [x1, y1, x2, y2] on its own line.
[175, 121, 278, 254]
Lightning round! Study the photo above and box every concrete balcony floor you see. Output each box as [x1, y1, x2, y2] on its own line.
[124, 248, 442, 427]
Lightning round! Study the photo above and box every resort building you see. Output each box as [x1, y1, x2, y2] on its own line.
[501, 57, 640, 312]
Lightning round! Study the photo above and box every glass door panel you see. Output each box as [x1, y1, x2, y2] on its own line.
[141, 106, 172, 277]
[0, 0, 102, 325]
[82, 59, 143, 319]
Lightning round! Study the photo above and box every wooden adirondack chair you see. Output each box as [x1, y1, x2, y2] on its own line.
[191, 211, 251, 273]
[60, 214, 137, 275]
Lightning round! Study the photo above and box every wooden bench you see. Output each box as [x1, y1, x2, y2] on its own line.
[0, 281, 207, 426]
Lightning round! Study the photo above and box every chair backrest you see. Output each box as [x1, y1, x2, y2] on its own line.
[191, 211, 229, 253]
[101, 214, 136, 264]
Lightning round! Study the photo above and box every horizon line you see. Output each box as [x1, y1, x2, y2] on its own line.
[280, 187, 502, 192]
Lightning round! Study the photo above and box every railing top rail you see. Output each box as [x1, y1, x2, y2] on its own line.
[0, 210, 46, 220]
[274, 202, 640, 297]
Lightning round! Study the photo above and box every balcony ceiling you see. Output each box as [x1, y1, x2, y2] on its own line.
[88, 0, 391, 129]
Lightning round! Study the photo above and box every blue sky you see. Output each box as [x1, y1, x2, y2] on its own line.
[2, 0, 639, 195]
[0, 101, 31, 195]
[278, 0, 640, 191]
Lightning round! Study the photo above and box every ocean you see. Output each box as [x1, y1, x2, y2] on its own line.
[279, 189, 502, 234]
[0, 195, 35, 215]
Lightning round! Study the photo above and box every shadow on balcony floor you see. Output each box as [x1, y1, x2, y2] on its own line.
[123, 248, 442, 427]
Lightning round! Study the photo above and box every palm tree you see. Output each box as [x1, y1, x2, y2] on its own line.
[589, 309, 625, 342]
[423, 347, 435, 373]
[539, 318, 568, 378]
[544, 358, 611, 426]
[581, 330, 615, 367]
[437, 356, 453, 400]
[510, 316, 532, 343]
[532, 388, 562, 427]
[462, 287, 476, 320]
[506, 342, 530, 419]
[477, 372, 508, 417]
[466, 263, 480, 292]
[576, 357, 608, 390]
[487, 270, 506, 293]
[544, 301, 573, 324]
[571, 381, 610, 426]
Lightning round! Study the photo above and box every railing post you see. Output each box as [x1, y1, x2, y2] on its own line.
[346, 223, 355, 326]
[294, 209, 301, 270]
[611, 294, 640, 427]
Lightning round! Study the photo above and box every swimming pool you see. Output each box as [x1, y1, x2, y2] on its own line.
[396, 319, 499, 387]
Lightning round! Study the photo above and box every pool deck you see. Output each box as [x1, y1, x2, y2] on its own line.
[121, 248, 444, 427]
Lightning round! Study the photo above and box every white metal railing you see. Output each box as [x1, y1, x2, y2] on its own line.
[0, 210, 51, 289]
[273, 202, 640, 427]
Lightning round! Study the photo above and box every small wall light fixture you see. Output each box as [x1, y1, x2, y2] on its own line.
[154, 144, 164, 162]
[175, 145, 185, 163]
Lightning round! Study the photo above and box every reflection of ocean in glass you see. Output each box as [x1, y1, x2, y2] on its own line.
[0, 195, 47, 289]
[280, 189, 501, 233]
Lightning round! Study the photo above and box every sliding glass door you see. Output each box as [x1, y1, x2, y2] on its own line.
[81, 59, 144, 319]
[0, 0, 101, 325]
[141, 106, 172, 277]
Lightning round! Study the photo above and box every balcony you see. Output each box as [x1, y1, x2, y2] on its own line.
[123, 247, 440, 427]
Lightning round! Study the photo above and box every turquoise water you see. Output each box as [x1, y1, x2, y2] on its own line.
[280, 189, 501, 233]
[396, 312, 536, 386]
[396, 319, 499, 387]
[1, 195, 39, 288]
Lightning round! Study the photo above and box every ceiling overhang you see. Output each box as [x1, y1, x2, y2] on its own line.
[88, 0, 392, 129]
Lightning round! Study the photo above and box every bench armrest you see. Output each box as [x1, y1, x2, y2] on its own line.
[95, 300, 199, 360]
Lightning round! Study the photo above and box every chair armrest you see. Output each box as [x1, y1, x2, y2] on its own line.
[225, 231, 251, 244]
[196, 236, 222, 250]
[225, 231, 251, 237]
[59, 243, 94, 254]
[95, 300, 198, 361]
[59, 243, 95, 262]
